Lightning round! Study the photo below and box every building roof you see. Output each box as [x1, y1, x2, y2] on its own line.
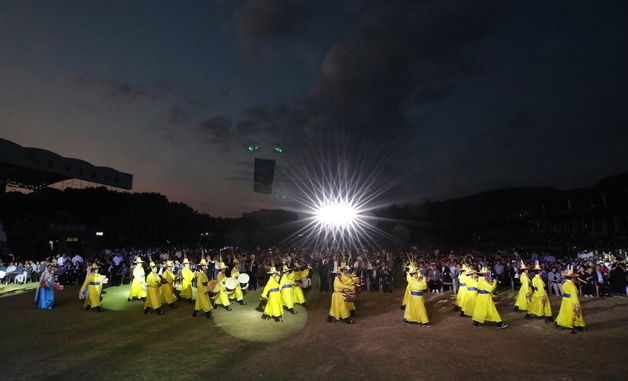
[0, 138, 132, 190]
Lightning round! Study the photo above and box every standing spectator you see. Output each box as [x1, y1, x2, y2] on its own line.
[610, 260, 626, 295]
[427, 263, 442, 293]
[547, 267, 562, 296]
[493, 261, 506, 289]
[318, 255, 331, 292]
[245, 254, 259, 290]
[595, 264, 611, 297]
[579, 267, 595, 297]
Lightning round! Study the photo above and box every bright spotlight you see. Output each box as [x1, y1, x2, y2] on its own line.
[315, 201, 358, 228]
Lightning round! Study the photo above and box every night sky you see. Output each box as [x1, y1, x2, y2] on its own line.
[1, 0, 627, 217]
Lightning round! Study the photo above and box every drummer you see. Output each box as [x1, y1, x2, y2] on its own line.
[193, 258, 214, 319]
[280, 265, 297, 314]
[213, 262, 232, 311]
[160, 260, 178, 309]
[327, 263, 355, 324]
[292, 262, 307, 308]
[260, 266, 284, 322]
[179, 257, 194, 303]
[229, 260, 246, 305]
[339, 263, 358, 317]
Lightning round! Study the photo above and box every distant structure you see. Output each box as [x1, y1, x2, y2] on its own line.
[0, 138, 133, 192]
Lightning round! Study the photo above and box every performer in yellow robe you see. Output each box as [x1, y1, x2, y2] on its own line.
[401, 262, 415, 310]
[555, 266, 586, 332]
[462, 268, 478, 317]
[280, 265, 297, 314]
[402, 267, 431, 327]
[261, 266, 283, 322]
[292, 263, 308, 307]
[526, 261, 553, 322]
[514, 261, 531, 312]
[179, 257, 194, 303]
[339, 266, 357, 314]
[193, 258, 214, 319]
[128, 257, 146, 302]
[230, 262, 245, 305]
[79, 263, 108, 312]
[472, 267, 507, 328]
[144, 262, 164, 315]
[214, 262, 232, 310]
[328, 264, 355, 324]
[160, 260, 177, 308]
[454, 264, 469, 312]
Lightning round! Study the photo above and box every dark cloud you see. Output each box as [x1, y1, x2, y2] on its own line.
[168, 106, 189, 124]
[200, 117, 232, 146]
[304, 0, 503, 144]
[236, 103, 307, 141]
[76, 77, 166, 102]
[77, 77, 211, 110]
[234, 0, 310, 42]
[218, 0, 503, 178]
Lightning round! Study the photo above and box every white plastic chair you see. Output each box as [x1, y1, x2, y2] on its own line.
[14, 272, 27, 284]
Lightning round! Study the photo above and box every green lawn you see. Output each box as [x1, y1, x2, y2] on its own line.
[0, 284, 314, 381]
[2, 280, 628, 381]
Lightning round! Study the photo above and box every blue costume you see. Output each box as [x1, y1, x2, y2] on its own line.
[35, 269, 55, 310]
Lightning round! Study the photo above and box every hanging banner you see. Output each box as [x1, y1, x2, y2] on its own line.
[253, 158, 275, 194]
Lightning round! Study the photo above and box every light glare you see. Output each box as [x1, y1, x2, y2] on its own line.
[315, 201, 357, 228]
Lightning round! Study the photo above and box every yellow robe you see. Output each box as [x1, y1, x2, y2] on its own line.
[462, 276, 478, 316]
[329, 276, 354, 320]
[194, 271, 213, 312]
[455, 273, 468, 307]
[214, 271, 231, 307]
[280, 272, 295, 308]
[528, 275, 552, 317]
[402, 272, 411, 307]
[161, 269, 177, 304]
[179, 266, 194, 300]
[555, 280, 585, 329]
[230, 269, 244, 301]
[472, 278, 501, 323]
[144, 271, 162, 309]
[79, 272, 104, 308]
[293, 269, 307, 305]
[261, 275, 283, 317]
[403, 277, 429, 324]
[128, 266, 147, 299]
[340, 272, 356, 311]
[514, 272, 531, 311]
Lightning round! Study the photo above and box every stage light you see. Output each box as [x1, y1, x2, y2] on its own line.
[315, 201, 358, 228]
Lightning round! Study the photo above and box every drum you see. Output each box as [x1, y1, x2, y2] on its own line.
[237, 273, 250, 290]
[344, 291, 356, 302]
[300, 277, 311, 289]
[225, 277, 238, 293]
[208, 280, 220, 298]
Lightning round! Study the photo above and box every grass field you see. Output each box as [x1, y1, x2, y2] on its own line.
[1, 279, 628, 381]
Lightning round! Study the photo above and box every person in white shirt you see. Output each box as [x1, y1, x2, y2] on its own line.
[112, 253, 124, 267]
[547, 267, 562, 296]
[72, 254, 84, 266]
[213, 256, 221, 280]
[4, 262, 17, 283]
